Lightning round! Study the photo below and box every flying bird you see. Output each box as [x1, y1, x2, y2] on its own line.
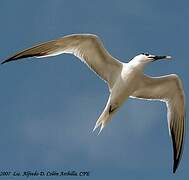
[2, 34, 185, 173]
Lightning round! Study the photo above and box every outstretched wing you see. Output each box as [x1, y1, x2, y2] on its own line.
[2, 34, 122, 89]
[131, 74, 185, 173]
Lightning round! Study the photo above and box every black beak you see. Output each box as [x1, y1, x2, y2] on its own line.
[152, 55, 172, 61]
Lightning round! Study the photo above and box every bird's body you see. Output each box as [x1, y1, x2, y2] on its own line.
[2, 34, 185, 173]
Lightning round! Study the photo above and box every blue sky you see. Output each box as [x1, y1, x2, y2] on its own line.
[0, 0, 188, 179]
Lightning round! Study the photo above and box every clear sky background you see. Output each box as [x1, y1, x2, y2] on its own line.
[0, 0, 188, 179]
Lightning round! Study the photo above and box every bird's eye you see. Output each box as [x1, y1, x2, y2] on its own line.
[141, 53, 149, 56]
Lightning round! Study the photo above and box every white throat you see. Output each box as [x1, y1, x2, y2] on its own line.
[128, 56, 151, 71]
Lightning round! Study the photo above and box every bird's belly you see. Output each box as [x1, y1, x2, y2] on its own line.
[110, 76, 136, 106]
[110, 64, 142, 107]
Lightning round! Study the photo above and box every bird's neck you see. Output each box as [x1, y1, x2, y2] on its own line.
[128, 60, 149, 72]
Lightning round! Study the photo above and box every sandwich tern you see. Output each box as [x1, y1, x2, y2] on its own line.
[1, 34, 185, 173]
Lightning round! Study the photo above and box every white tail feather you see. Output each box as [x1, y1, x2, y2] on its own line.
[93, 110, 111, 135]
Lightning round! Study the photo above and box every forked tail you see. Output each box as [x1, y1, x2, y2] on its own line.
[93, 109, 112, 135]
[93, 101, 119, 135]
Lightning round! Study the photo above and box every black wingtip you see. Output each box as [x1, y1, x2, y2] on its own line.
[173, 169, 176, 174]
[173, 164, 177, 173]
[173, 151, 179, 174]
[1, 53, 41, 65]
[1, 56, 16, 64]
[171, 128, 177, 174]
[173, 157, 180, 173]
[1, 59, 9, 64]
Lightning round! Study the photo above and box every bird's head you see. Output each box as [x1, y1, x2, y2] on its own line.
[130, 53, 172, 68]
[135, 53, 171, 63]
